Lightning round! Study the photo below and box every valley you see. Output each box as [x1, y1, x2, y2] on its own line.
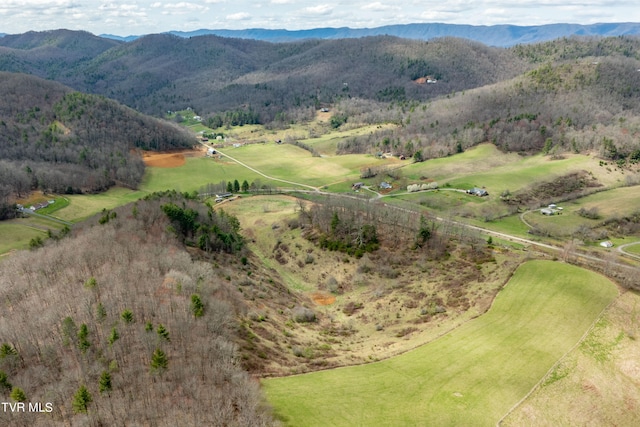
[1, 31, 640, 426]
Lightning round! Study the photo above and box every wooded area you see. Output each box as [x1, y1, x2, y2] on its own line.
[0, 195, 276, 426]
[0, 72, 194, 218]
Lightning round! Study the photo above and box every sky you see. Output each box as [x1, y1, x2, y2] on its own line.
[1, 0, 639, 36]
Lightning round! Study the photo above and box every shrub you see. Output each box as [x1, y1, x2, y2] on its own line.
[292, 306, 316, 323]
[577, 206, 600, 220]
[342, 301, 364, 316]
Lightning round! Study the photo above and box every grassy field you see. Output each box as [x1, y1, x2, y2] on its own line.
[221, 143, 394, 187]
[626, 243, 640, 254]
[57, 187, 146, 222]
[262, 261, 618, 427]
[556, 186, 640, 218]
[401, 144, 623, 197]
[503, 289, 640, 426]
[0, 221, 48, 254]
[141, 156, 269, 193]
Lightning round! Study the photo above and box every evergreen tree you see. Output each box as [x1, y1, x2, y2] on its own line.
[84, 277, 97, 289]
[72, 385, 92, 413]
[415, 215, 432, 248]
[226, 181, 233, 192]
[156, 324, 170, 342]
[98, 371, 112, 395]
[77, 324, 91, 353]
[150, 348, 168, 374]
[95, 303, 107, 322]
[121, 309, 134, 324]
[145, 322, 153, 332]
[0, 343, 17, 359]
[241, 180, 249, 192]
[233, 179, 240, 192]
[190, 294, 205, 318]
[10, 387, 26, 402]
[0, 370, 12, 391]
[108, 327, 119, 346]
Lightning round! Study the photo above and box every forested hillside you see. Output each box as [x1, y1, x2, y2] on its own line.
[334, 39, 640, 162]
[0, 30, 531, 119]
[0, 193, 278, 426]
[0, 30, 121, 78]
[0, 72, 194, 218]
[2, 30, 639, 136]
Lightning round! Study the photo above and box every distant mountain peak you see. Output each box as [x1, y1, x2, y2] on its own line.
[100, 22, 640, 47]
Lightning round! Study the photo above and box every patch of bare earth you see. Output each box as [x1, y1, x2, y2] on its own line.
[141, 147, 205, 168]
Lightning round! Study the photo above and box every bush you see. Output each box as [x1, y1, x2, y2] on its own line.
[577, 207, 600, 220]
[342, 301, 364, 316]
[292, 306, 316, 323]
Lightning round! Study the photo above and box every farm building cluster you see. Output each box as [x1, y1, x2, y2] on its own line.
[467, 187, 488, 197]
[540, 204, 563, 215]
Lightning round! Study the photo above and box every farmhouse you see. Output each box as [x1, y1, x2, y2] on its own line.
[380, 182, 392, 190]
[541, 204, 563, 215]
[600, 241, 614, 248]
[352, 182, 364, 191]
[467, 187, 488, 197]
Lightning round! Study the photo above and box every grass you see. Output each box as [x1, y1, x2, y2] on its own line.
[262, 261, 618, 427]
[625, 243, 640, 255]
[140, 156, 269, 193]
[220, 195, 314, 292]
[503, 289, 640, 426]
[33, 196, 70, 215]
[221, 143, 393, 188]
[0, 221, 48, 254]
[58, 188, 146, 222]
[558, 185, 640, 218]
[401, 144, 612, 197]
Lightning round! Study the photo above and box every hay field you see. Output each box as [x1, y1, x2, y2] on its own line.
[262, 261, 618, 427]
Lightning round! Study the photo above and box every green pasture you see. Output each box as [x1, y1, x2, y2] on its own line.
[479, 215, 531, 238]
[402, 144, 599, 196]
[625, 243, 640, 255]
[390, 189, 486, 211]
[141, 157, 268, 193]
[559, 186, 640, 218]
[57, 188, 145, 222]
[0, 221, 48, 254]
[32, 196, 70, 215]
[262, 261, 618, 427]
[220, 144, 390, 187]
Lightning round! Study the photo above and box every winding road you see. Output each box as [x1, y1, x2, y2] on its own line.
[207, 143, 639, 270]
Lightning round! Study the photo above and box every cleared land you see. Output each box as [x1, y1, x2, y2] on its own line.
[220, 143, 395, 188]
[503, 289, 640, 426]
[262, 261, 618, 427]
[0, 221, 47, 254]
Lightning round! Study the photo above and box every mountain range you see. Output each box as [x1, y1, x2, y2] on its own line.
[96, 22, 640, 47]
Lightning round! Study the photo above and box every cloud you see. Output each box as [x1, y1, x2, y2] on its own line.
[303, 4, 333, 16]
[162, 2, 207, 11]
[227, 12, 251, 21]
[362, 2, 399, 12]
